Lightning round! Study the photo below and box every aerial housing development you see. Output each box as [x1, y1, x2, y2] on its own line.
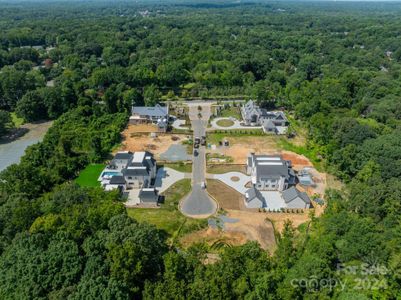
[99, 151, 159, 205]
[2, 1, 398, 298]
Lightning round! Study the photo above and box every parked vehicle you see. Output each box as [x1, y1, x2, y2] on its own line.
[201, 181, 206, 189]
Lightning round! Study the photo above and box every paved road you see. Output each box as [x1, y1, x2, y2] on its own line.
[180, 103, 217, 217]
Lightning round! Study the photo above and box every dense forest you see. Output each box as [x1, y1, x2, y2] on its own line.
[0, 0, 401, 298]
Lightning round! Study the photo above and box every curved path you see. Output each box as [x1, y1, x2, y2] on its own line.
[210, 117, 261, 130]
[180, 103, 217, 217]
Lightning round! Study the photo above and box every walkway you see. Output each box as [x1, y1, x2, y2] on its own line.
[210, 117, 261, 130]
[211, 172, 251, 194]
[180, 103, 217, 217]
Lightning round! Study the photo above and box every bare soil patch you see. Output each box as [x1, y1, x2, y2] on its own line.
[180, 227, 248, 249]
[127, 123, 159, 133]
[208, 135, 279, 164]
[120, 127, 188, 159]
[180, 210, 276, 252]
[207, 179, 242, 210]
[265, 211, 310, 233]
[225, 210, 276, 252]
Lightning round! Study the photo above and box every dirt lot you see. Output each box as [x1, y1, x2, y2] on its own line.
[119, 126, 189, 159]
[207, 179, 242, 210]
[126, 123, 159, 133]
[181, 210, 277, 252]
[208, 136, 278, 164]
[265, 211, 310, 233]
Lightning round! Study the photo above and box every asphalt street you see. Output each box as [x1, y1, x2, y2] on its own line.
[180, 103, 217, 217]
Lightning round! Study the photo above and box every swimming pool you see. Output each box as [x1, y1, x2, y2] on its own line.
[101, 171, 121, 178]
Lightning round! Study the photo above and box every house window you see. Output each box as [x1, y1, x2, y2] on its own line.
[128, 176, 132, 180]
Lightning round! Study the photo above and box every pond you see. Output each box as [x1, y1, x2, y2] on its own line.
[0, 121, 52, 172]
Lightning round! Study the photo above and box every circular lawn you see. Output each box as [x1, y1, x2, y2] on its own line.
[216, 119, 235, 127]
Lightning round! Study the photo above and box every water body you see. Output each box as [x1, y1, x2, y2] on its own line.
[0, 121, 52, 172]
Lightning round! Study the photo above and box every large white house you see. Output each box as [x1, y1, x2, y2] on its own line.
[244, 153, 310, 209]
[246, 153, 296, 191]
[241, 100, 288, 134]
[130, 104, 169, 132]
[99, 151, 159, 204]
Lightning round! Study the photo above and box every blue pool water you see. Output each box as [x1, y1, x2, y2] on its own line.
[101, 171, 121, 177]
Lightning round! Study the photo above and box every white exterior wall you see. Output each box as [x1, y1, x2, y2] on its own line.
[256, 177, 285, 191]
[125, 175, 151, 189]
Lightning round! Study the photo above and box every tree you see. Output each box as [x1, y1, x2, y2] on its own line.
[15, 90, 48, 122]
[0, 110, 12, 136]
[143, 84, 161, 106]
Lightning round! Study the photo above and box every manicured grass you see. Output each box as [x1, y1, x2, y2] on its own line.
[220, 106, 241, 119]
[75, 164, 105, 187]
[162, 162, 192, 173]
[216, 119, 235, 127]
[207, 130, 265, 145]
[206, 164, 247, 174]
[127, 179, 207, 242]
[11, 112, 24, 127]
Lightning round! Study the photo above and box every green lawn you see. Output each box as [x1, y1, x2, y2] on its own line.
[216, 119, 235, 127]
[207, 130, 265, 145]
[162, 162, 192, 173]
[220, 106, 241, 119]
[127, 179, 207, 243]
[75, 164, 105, 187]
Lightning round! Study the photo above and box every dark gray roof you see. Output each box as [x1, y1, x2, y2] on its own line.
[113, 152, 133, 160]
[282, 187, 310, 204]
[132, 104, 168, 117]
[263, 119, 276, 129]
[139, 188, 159, 203]
[109, 175, 126, 185]
[122, 168, 149, 176]
[256, 164, 290, 179]
[245, 187, 264, 203]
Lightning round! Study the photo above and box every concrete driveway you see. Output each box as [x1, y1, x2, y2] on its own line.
[212, 172, 251, 194]
[154, 167, 189, 193]
[180, 103, 217, 217]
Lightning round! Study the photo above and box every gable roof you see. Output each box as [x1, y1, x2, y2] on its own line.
[109, 175, 126, 185]
[122, 167, 150, 176]
[263, 119, 276, 129]
[282, 187, 310, 204]
[132, 104, 168, 117]
[139, 188, 159, 203]
[113, 151, 133, 160]
[249, 155, 292, 179]
[245, 186, 264, 203]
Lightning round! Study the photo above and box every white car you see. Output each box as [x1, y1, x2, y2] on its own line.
[201, 181, 206, 189]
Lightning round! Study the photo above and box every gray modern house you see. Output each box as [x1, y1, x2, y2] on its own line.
[247, 153, 296, 191]
[244, 153, 310, 210]
[241, 100, 288, 134]
[99, 151, 159, 204]
[130, 104, 169, 132]
[282, 187, 311, 209]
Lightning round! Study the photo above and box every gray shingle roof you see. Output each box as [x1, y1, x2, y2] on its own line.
[113, 152, 133, 160]
[109, 175, 126, 185]
[139, 188, 159, 203]
[282, 187, 310, 204]
[245, 186, 264, 203]
[122, 168, 149, 176]
[132, 104, 168, 117]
